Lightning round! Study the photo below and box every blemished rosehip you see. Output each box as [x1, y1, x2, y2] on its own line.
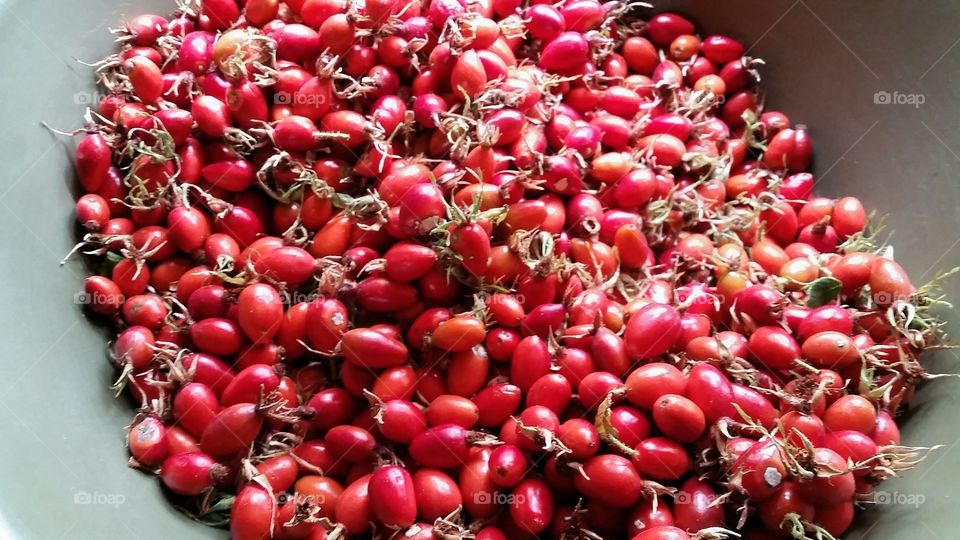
[62, 3, 945, 539]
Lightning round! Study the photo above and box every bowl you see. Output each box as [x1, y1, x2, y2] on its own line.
[1, 0, 957, 538]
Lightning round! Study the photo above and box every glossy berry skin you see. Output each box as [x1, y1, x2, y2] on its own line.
[652, 394, 706, 443]
[624, 303, 681, 360]
[369, 465, 417, 528]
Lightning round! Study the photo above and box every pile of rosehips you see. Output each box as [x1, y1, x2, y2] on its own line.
[66, 0, 950, 538]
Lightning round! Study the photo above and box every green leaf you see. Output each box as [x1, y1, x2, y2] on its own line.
[330, 192, 360, 210]
[805, 277, 842, 308]
[206, 494, 236, 514]
[174, 494, 234, 530]
[97, 251, 123, 275]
